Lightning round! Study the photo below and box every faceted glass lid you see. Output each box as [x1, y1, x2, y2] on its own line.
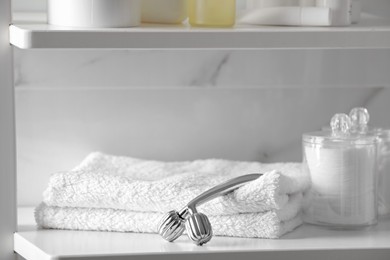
[303, 113, 378, 146]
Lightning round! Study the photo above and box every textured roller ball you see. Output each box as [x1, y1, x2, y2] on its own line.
[158, 210, 185, 242]
[185, 213, 213, 246]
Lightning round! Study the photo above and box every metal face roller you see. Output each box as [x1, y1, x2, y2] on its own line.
[157, 173, 262, 246]
[185, 212, 213, 246]
[157, 210, 186, 242]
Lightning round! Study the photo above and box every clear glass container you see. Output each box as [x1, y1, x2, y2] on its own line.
[303, 114, 378, 228]
[376, 129, 390, 217]
[348, 107, 390, 217]
[188, 0, 236, 27]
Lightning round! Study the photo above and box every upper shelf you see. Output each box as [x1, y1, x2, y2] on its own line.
[9, 13, 390, 49]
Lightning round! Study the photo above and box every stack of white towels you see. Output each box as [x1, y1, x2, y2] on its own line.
[36, 152, 310, 239]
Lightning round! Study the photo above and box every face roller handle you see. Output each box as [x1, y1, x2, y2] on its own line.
[183, 173, 262, 246]
[184, 173, 262, 216]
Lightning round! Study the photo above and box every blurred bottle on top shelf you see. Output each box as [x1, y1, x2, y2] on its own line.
[188, 0, 236, 27]
[142, 0, 187, 24]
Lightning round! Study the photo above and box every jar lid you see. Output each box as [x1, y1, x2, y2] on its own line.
[349, 107, 390, 140]
[303, 113, 378, 145]
[349, 107, 370, 133]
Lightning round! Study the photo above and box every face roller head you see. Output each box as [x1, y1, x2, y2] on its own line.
[157, 210, 186, 242]
[185, 212, 213, 246]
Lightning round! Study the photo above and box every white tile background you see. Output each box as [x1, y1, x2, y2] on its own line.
[13, 1, 390, 206]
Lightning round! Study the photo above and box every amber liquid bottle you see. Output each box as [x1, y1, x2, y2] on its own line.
[188, 0, 236, 27]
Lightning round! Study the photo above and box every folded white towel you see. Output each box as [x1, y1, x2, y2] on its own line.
[36, 203, 303, 239]
[43, 152, 309, 215]
[36, 152, 309, 238]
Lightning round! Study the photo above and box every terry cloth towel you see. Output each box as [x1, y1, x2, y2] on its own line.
[36, 152, 310, 238]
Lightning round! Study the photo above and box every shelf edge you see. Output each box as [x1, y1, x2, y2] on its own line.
[14, 233, 56, 260]
[9, 23, 390, 50]
[9, 25, 33, 49]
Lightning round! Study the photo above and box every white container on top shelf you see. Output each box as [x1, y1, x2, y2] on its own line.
[246, 0, 299, 8]
[142, 0, 187, 24]
[316, 0, 352, 26]
[48, 0, 141, 28]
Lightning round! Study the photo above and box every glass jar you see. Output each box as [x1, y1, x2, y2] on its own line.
[188, 0, 236, 27]
[374, 129, 390, 217]
[348, 107, 390, 217]
[303, 114, 378, 228]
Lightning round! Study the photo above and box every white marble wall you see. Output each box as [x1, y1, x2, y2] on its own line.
[14, 50, 390, 88]
[13, 0, 390, 206]
[15, 49, 390, 206]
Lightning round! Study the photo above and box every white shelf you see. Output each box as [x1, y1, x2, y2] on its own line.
[9, 13, 390, 49]
[15, 207, 390, 260]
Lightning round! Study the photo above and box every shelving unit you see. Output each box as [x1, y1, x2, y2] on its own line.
[14, 207, 390, 260]
[2, 5, 390, 260]
[10, 13, 390, 49]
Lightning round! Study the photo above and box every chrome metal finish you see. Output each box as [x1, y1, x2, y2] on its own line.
[158, 173, 262, 245]
[186, 173, 262, 214]
[157, 210, 186, 242]
[185, 213, 212, 246]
